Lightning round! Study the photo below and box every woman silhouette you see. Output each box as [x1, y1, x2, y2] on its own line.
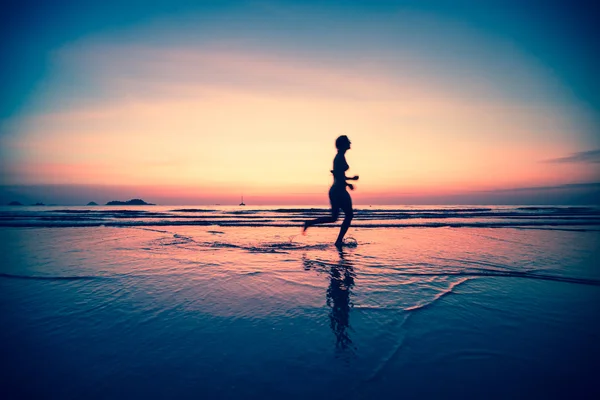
[303, 135, 359, 247]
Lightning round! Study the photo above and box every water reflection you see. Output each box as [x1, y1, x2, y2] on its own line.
[304, 249, 356, 353]
[328, 249, 355, 351]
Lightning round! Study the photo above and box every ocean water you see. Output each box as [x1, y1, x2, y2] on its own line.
[1, 205, 599, 399]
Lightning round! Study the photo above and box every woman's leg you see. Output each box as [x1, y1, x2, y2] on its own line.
[303, 191, 340, 231]
[335, 191, 353, 246]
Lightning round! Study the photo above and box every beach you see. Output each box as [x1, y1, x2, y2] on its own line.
[1, 205, 599, 399]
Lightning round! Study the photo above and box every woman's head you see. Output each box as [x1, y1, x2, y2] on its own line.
[335, 135, 351, 151]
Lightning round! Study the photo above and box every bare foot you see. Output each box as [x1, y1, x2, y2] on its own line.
[334, 240, 344, 248]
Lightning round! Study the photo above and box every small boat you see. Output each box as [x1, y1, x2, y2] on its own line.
[239, 195, 245, 206]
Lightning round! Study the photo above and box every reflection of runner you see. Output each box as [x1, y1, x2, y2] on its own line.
[302, 248, 356, 352]
[327, 249, 355, 351]
[303, 135, 359, 247]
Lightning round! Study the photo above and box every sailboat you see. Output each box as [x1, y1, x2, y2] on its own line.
[239, 195, 245, 206]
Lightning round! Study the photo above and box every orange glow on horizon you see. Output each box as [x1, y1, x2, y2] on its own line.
[1, 43, 597, 204]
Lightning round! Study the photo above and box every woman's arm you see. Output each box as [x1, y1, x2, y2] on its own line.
[345, 175, 359, 190]
[330, 173, 359, 181]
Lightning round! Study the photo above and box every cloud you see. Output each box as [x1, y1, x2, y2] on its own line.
[544, 149, 600, 164]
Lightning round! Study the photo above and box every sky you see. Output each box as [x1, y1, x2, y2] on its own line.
[0, 0, 598, 205]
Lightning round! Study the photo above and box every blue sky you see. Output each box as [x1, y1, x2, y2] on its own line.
[2, 0, 596, 121]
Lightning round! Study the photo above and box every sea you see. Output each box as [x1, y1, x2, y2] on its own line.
[1, 205, 599, 399]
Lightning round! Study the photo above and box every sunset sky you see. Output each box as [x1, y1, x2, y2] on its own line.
[0, 0, 598, 205]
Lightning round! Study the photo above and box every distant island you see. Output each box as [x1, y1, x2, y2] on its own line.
[105, 199, 155, 206]
[87, 202, 98, 206]
[8, 201, 23, 206]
